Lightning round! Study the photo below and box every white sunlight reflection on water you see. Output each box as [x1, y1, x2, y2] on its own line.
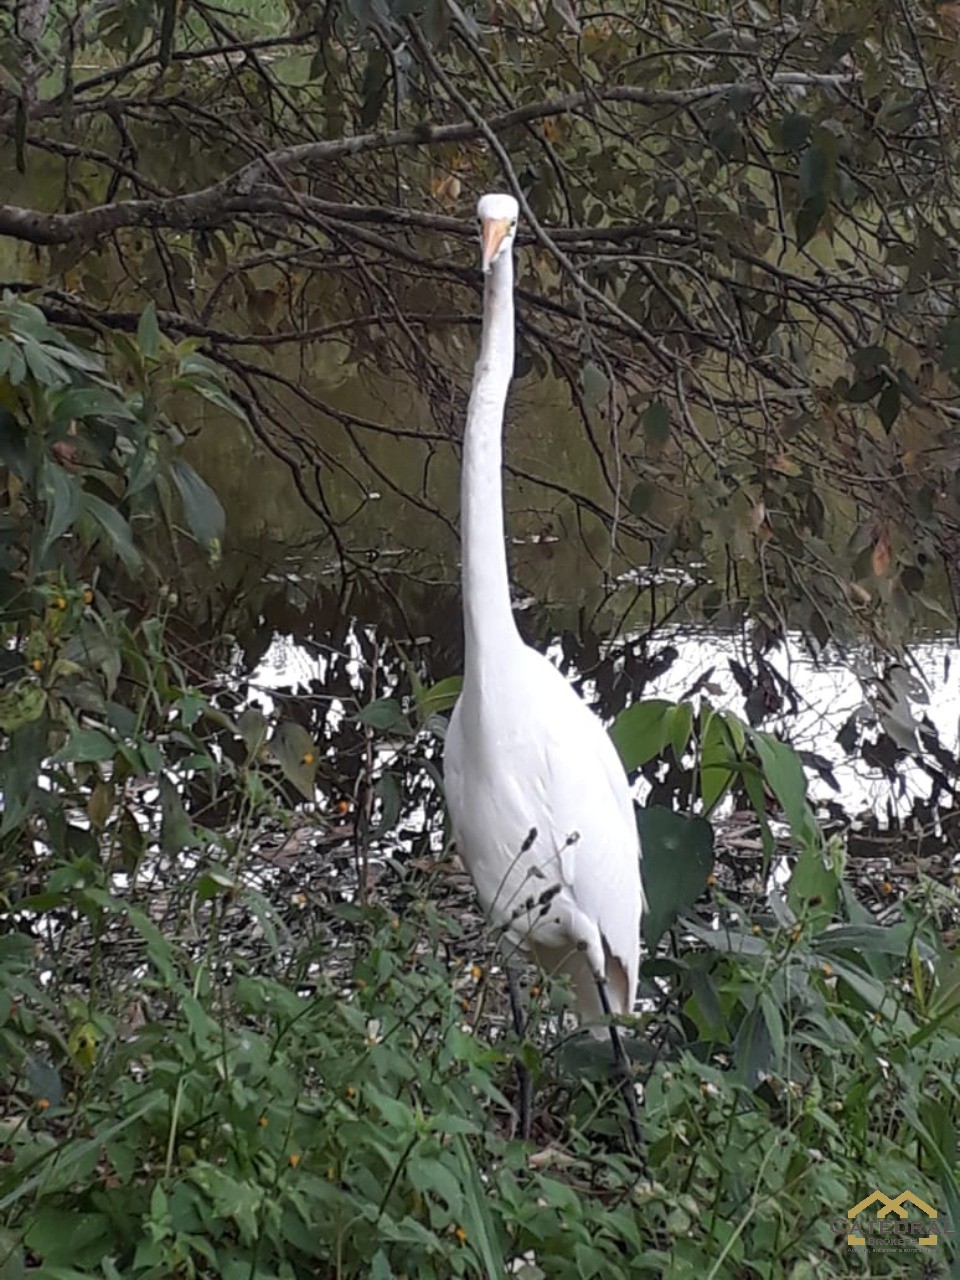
[251, 630, 960, 822]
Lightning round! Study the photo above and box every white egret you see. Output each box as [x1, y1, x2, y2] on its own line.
[443, 192, 644, 1134]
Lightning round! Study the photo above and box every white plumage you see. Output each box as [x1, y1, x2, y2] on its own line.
[444, 192, 644, 1028]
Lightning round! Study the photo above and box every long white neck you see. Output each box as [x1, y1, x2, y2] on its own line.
[461, 250, 523, 684]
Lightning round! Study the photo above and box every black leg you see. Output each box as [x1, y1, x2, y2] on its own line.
[507, 966, 533, 1140]
[596, 978, 643, 1152]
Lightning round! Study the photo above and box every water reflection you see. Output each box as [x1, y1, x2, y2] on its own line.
[252, 624, 960, 823]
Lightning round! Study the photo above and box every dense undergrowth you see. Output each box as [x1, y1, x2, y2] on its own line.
[1, 304, 959, 1278]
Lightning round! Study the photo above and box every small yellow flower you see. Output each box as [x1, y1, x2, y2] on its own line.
[881, 879, 893, 896]
[821, 963, 833, 977]
[302, 751, 315, 766]
[530, 984, 541, 998]
[454, 1226, 467, 1245]
[258, 1114, 269, 1127]
[706, 874, 718, 888]
[83, 588, 94, 605]
[30, 659, 42, 672]
[470, 964, 483, 981]
[345, 1085, 356, 1099]
[36, 1097, 50, 1112]
[337, 799, 350, 815]
[54, 596, 67, 610]
[751, 924, 762, 936]
[288, 1153, 301, 1168]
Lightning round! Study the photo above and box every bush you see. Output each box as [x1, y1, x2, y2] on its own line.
[1, 305, 959, 1278]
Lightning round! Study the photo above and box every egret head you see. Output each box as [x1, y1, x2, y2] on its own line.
[477, 192, 519, 274]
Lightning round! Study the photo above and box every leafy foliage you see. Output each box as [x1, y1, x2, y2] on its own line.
[0, 310, 956, 1272]
[2, 31, 960, 1276]
[3, 0, 960, 661]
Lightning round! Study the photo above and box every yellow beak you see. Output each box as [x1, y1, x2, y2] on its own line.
[480, 217, 511, 273]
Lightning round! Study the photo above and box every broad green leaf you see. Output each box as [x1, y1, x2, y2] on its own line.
[271, 721, 318, 799]
[611, 698, 674, 770]
[169, 458, 225, 550]
[137, 300, 160, 359]
[416, 675, 461, 719]
[237, 706, 268, 755]
[126, 433, 161, 497]
[20, 339, 70, 388]
[82, 493, 142, 572]
[700, 708, 735, 814]
[748, 729, 812, 848]
[582, 360, 609, 410]
[642, 401, 670, 445]
[628, 479, 655, 517]
[51, 386, 134, 423]
[160, 775, 194, 853]
[638, 807, 714, 951]
[358, 698, 412, 734]
[39, 458, 83, 560]
[23, 1210, 112, 1267]
[877, 381, 901, 432]
[788, 832, 843, 930]
[53, 728, 115, 763]
[665, 702, 693, 760]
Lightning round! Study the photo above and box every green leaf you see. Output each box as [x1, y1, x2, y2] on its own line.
[877, 381, 901, 432]
[51, 386, 134, 423]
[638, 807, 714, 951]
[137, 301, 160, 359]
[748, 729, 812, 849]
[700, 708, 735, 814]
[39, 458, 83, 561]
[160, 776, 194, 854]
[849, 345, 889, 376]
[642, 401, 670, 445]
[271, 721, 318, 799]
[781, 112, 810, 151]
[788, 832, 843, 930]
[358, 698, 412, 734]
[795, 198, 826, 250]
[23, 1210, 112, 1267]
[845, 373, 884, 403]
[664, 702, 693, 761]
[799, 139, 835, 203]
[20, 339, 70, 388]
[169, 459, 225, 550]
[416, 676, 461, 719]
[610, 698, 674, 770]
[82, 493, 142, 572]
[582, 360, 609, 410]
[53, 728, 115, 763]
[237, 706, 268, 755]
[628, 479, 656, 517]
